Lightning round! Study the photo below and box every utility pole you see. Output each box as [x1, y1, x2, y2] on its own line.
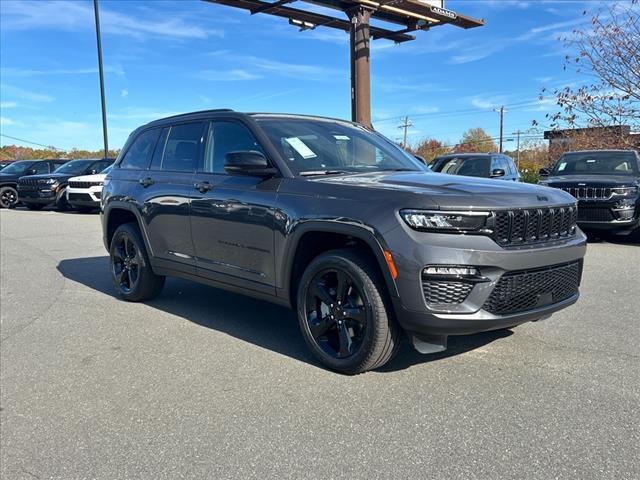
[399, 116, 412, 149]
[514, 130, 521, 168]
[493, 106, 506, 153]
[348, 7, 372, 127]
[93, 0, 109, 159]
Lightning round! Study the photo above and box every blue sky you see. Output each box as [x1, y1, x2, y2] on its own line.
[0, 0, 606, 151]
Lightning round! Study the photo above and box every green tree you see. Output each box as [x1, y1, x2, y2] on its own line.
[453, 128, 498, 153]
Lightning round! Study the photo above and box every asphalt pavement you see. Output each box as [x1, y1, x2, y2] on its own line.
[1, 208, 638, 480]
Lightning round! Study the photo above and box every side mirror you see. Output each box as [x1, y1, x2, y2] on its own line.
[224, 151, 277, 177]
[539, 168, 550, 177]
[414, 154, 427, 165]
[490, 168, 506, 178]
[25, 168, 37, 175]
[88, 169, 98, 175]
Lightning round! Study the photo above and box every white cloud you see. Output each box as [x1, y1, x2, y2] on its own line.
[0, 0, 222, 40]
[0, 102, 18, 109]
[471, 96, 506, 109]
[1, 65, 125, 77]
[121, 89, 129, 99]
[0, 117, 15, 126]
[1, 84, 55, 103]
[197, 69, 263, 81]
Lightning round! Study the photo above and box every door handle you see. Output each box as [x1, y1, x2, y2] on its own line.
[139, 177, 154, 187]
[194, 181, 213, 193]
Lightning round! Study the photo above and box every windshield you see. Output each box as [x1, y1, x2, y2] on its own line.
[0, 160, 33, 175]
[551, 152, 639, 176]
[53, 160, 94, 175]
[430, 156, 491, 178]
[255, 117, 428, 175]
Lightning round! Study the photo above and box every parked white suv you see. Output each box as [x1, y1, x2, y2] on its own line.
[66, 165, 112, 211]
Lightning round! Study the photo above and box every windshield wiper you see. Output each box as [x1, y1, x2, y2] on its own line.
[299, 170, 349, 176]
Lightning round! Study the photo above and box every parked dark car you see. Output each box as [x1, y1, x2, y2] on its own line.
[0, 161, 14, 171]
[539, 150, 640, 237]
[101, 110, 586, 374]
[18, 158, 113, 211]
[0, 159, 68, 208]
[430, 153, 521, 181]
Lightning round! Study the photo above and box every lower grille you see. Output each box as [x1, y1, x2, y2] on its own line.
[68, 193, 94, 202]
[422, 280, 473, 305]
[69, 181, 102, 188]
[561, 186, 612, 199]
[483, 261, 581, 315]
[577, 207, 615, 222]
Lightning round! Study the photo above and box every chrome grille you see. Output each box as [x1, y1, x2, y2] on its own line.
[18, 178, 39, 186]
[492, 206, 578, 246]
[561, 187, 612, 199]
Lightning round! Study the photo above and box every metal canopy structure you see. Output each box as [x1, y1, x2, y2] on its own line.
[203, 0, 484, 126]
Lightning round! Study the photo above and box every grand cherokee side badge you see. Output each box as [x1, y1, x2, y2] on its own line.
[537, 195, 549, 201]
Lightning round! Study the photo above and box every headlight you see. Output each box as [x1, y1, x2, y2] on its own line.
[400, 209, 489, 232]
[612, 186, 639, 196]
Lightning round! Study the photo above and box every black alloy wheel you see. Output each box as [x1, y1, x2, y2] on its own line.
[0, 187, 18, 208]
[112, 233, 141, 294]
[109, 223, 165, 301]
[305, 269, 367, 359]
[297, 249, 400, 374]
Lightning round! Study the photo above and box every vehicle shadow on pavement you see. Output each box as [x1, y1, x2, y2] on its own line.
[57, 256, 511, 373]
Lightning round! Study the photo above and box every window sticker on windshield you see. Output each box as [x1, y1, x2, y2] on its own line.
[285, 137, 317, 159]
[333, 135, 350, 141]
[558, 162, 566, 171]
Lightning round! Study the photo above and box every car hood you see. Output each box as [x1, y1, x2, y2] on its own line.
[0, 172, 22, 183]
[19, 173, 75, 182]
[308, 171, 575, 209]
[542, 174, 639, 187]
[68, 173, 107, 182]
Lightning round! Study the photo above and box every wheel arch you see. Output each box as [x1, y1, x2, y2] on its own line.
[103, 202, 152, 255]
[282, 221, 400, 309]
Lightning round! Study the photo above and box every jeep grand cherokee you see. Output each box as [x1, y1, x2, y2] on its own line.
[539, 150, 640, 237]
[101, 110, 587, 374]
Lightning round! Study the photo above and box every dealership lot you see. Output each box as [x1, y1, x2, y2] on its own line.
[1, 209, 638, 480]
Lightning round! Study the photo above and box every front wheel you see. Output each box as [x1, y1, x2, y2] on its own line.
[0, 186, 18, 209]
[297, 249, 401, 374]
[110, 223, 165, 301]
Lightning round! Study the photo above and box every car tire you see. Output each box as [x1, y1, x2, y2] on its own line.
[55, 189, 70, 211]
[110, 223, 165, 302]
[297, 249, 401, 374]
[0, 186, 18, 209]
[26, 204, 45, 211]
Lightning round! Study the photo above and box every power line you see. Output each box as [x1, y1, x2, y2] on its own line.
[0, 133, 62, 151]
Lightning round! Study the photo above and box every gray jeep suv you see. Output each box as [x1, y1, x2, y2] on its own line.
[101, 110, 587, 374]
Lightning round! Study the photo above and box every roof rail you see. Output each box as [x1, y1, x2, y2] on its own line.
[150, 108, 235, 123]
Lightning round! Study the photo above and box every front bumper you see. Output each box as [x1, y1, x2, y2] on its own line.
[17, 187, 57, 204]
[385, 224, 587, 336]
[575, 199, 639, 232]
[66, 186, 101, 208]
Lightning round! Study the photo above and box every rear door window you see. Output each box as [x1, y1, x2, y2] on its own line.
[160, 122, 204, 172]
[120, 129, 161, 170]
[31, 162, 50, 174]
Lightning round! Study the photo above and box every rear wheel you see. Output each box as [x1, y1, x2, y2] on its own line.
[110, 223, 165, 301]
[0, 186, 18, 209]
[297, 249, 401, 374]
